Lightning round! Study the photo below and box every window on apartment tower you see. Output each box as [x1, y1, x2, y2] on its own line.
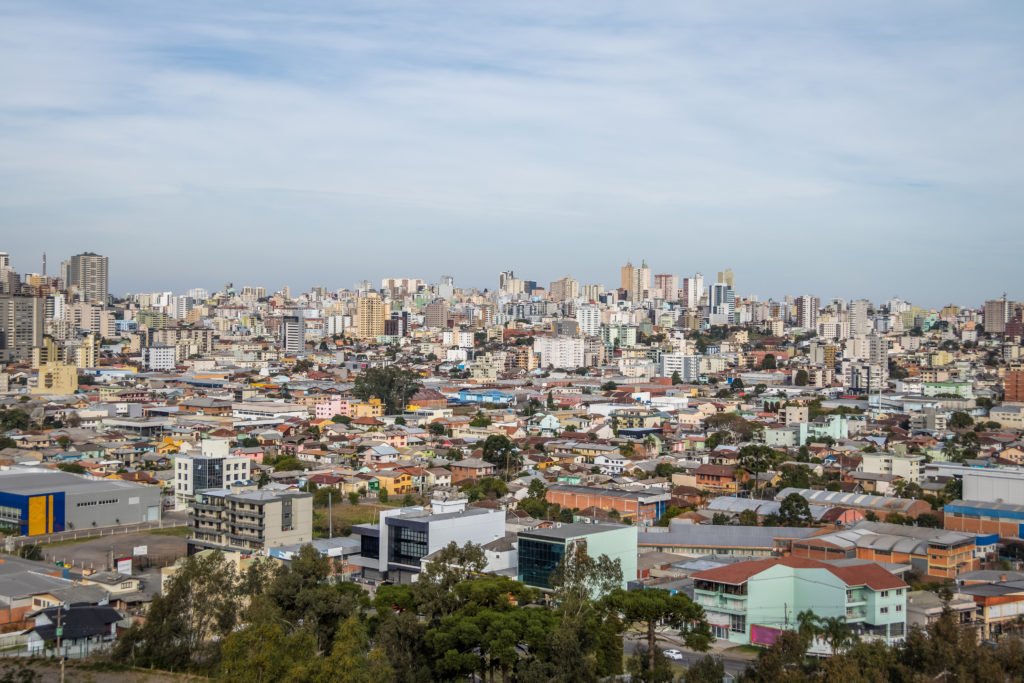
[730, 614, 746, 633]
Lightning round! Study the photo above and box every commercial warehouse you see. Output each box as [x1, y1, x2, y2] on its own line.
[0, 469, 161, 536]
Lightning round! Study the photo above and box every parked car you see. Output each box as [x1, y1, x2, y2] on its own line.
[664, 649, 683, 661]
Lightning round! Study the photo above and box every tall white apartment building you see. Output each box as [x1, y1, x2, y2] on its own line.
[533, 336, 585, 369]
[576, 305, 601, 336]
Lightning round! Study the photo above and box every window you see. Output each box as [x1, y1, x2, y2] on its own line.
[880, 607, 889, 614]
[896, 589, 903, 595]
[880, 590, 889, 598]
[896, 605, 902, 612]
[730, 614, 746, 633]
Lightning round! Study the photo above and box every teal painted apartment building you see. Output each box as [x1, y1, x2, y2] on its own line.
[518, 522, 637, 591]
[691, 558, 907, 650]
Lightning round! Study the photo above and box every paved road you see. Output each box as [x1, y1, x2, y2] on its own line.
[623, 634, 752, 678]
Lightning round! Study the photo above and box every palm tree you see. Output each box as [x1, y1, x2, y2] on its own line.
[819, 616, 855, 654]
[796, 610, 821, 648]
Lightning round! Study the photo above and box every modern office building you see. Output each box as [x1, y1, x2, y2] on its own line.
[173, 439, 252, 509]
[187, 488, 313, 556]
[518, 522, 637, 591]
[708, 282, 735, 325]
[350, 505, 505, 584]
[691, 557, 907, 648]
[0, 469, 161, 536]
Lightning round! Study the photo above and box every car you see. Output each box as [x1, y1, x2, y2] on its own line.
[663, 649, 684, 661]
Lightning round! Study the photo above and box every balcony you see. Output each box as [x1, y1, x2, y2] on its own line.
[192, 501, 223, 513]
[231, 519, 264, 531]
[188, 511, 223, 523]
[846, 608, 867, 620]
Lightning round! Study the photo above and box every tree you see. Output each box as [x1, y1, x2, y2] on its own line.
[427, 422, 448, 436]
[480, 434, 520, 477]
[605, 588, 711, 676]
[417, 541, 488, 621]
[795, 369, 809, 386]
[331, 414, 351, 424]
[657, 505, 684, 526]
[351, 366, 423, 414]
[550, 543, 623, 619]
[348, 491, 360, 506]
[731, 378, 745, 392]
[217, 599, 317, 682]
[778, 493, 813, 526]
[711, 512, 731, 525]
[738, 508, 759, 526]
[469, 413, 492, 428]
[378, 488, 389, 503]
[761, 354, 777, 370]
[56, 462, 86, 474]
[654, 462, 678, 478]
[527, 477, 547, 500]
[113, 551, 239, 670]
[819, 615, 855, 654]
[671, 371, 682, 385]
[394, 416, 406, 426]
[683, 655, 726, 683]
[600, 381, 618, 391]
[949, 411, 974, 429]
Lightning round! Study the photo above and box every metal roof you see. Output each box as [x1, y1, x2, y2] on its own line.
[0, 468, 152, 496]
[776, 487, 918, 512]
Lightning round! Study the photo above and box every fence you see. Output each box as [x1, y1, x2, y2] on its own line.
[0, 638, 112, 660]
[6, 519, 186, 550]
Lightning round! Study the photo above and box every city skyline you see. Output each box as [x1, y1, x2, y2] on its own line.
[2, 2, 1023, 302]
[0, 247, 1018, 311]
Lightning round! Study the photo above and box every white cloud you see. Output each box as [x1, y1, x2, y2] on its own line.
[0, 1, 1022, 303]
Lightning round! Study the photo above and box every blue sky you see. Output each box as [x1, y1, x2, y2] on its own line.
[1, 1, 1022, 306]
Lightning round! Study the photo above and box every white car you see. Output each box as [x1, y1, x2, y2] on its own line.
[663, 649, 684, 661]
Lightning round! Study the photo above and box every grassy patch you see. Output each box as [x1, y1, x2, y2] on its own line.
[322, 503, 393, 526]
[39, 536, 98, 548]
[145, 526, 190, 537]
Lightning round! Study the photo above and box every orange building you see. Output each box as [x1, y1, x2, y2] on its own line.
[545, 485, 669, 526]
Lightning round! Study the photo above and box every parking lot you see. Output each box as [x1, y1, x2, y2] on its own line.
[39, 529, 189, 572]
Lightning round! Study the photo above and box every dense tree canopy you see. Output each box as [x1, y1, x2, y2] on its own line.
[351, 366, 423, 414]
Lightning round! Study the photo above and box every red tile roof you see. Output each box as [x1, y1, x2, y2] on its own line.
[691, 557, 906, 591]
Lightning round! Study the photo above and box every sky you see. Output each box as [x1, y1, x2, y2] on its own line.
[1, 1, 1022, 307]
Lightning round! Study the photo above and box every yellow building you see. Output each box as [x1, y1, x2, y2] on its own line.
[31, 362, 78, 395]
[350, 398, 385, 418]
[374, 471, 413, 495]
[357, 294, 386, 340]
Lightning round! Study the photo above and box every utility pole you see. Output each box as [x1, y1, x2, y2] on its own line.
[328, 491, 332, 539]
[56, 601, 66, 683]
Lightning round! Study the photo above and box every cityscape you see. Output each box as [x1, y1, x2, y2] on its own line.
[4, 2, 1024, 682]
[0, 250, 1023, 680]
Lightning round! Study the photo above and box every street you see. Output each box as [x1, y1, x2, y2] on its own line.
[623, 633, 753, 678]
